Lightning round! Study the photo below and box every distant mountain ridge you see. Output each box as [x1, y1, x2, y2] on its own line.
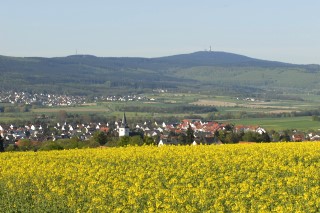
[0, 51, 319, 96]
[153, 51, 299, 68]
[155, 51, 260, 65]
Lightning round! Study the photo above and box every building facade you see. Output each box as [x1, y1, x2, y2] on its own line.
[119, 112, 129, 137]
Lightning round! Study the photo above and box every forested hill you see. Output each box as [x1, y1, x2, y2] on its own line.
[154, 51, 289, 67]
[0, 51, 319, 96]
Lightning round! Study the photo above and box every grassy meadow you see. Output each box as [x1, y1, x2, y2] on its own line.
[225, 116, 320, 131]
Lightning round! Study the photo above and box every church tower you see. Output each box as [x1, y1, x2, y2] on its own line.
[119, 112, 129, 137]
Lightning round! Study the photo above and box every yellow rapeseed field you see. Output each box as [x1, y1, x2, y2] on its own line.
[1, 143, 320, 212]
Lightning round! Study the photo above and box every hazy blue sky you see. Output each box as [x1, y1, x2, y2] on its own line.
[1, 0, 319, 64]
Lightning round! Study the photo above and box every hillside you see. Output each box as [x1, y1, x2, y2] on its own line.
[0, 51, 319, 97]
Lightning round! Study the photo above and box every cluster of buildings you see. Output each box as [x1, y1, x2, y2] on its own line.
[0, 91, 86, 106]
[1, 122, 110, 147]
[0, 91, 154, 106]
[1, 112, 319, 148]
[0, 114, 254, 147]
[98, 95, 152, 102]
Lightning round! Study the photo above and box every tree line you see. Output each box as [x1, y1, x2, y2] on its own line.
[119, 105, 218, 114]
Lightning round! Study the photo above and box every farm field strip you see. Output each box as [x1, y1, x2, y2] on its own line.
[225, 116, 320, 131]
[191, 99, 300, 110]
[32, 106, 109, 113]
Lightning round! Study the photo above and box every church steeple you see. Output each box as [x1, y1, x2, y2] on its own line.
[119, 112, 129, 137]
[121, 112, 129, 128]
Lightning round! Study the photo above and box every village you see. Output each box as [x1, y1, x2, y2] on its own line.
[1, 112, 320, 151]
[0, 91, 150, 107]
[0, 91, 319, 150]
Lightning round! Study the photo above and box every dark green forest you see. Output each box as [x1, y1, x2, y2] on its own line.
[0, 51, 319, 97]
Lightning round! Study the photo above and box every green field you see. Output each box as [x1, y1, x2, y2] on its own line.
[1, 92, 320, 131]
[225, 116, 320, 131]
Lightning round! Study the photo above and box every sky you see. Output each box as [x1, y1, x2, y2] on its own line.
[1, 0, 320, 64]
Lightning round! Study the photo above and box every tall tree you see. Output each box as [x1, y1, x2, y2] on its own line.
[186, 124, 195, 145]
[92, 131, 108, 146]
[0, 135, 4, 152]
[260, 132, 271, 142]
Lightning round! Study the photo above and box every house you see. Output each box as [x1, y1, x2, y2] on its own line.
[256, 127, 266, 134]
[234, 125, 263, 134]
[100, 127, 110, 133]
[292, 133, 305, 142]
[158, 140, 164, 146]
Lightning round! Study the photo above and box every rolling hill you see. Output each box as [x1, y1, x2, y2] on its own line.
[0, 51, 319, 97]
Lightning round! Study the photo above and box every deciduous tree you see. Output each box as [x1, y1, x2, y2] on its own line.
[0, 135, 4, 152]
[92, 131, 108, 146]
